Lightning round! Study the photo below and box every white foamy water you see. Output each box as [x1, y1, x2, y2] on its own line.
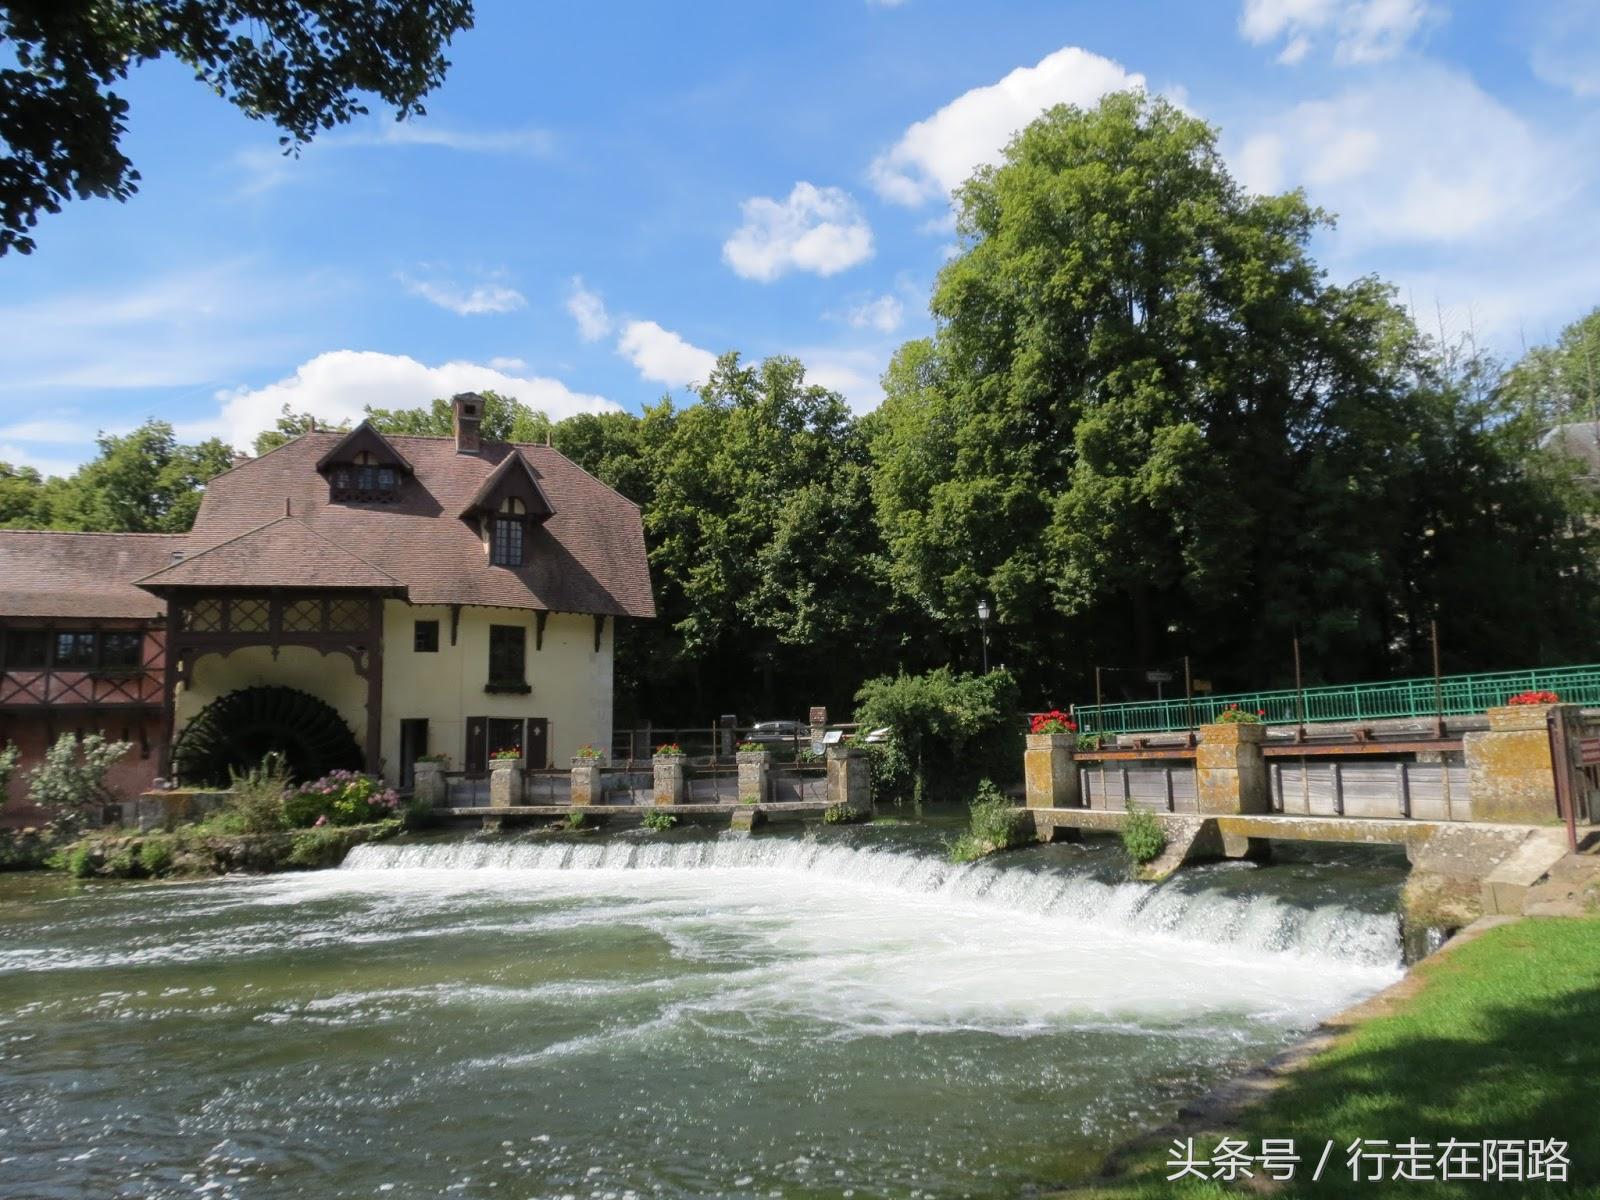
[318, 834, 1403, 1031]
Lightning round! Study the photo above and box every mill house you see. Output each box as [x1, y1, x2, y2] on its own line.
[0, 394, 654, 823]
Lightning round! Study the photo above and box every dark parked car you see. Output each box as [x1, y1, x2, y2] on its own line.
[746, 720, 810, 745]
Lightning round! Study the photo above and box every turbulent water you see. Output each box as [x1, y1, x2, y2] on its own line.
[0, 826, 1407, 1198]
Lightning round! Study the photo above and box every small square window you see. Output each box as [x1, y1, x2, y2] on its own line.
[54, 632, 97, 668]
[414, 620, 440, 653]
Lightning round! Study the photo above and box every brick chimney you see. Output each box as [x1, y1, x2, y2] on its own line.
[453, 392, 483, 454]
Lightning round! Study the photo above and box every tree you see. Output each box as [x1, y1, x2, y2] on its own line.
[0, 461, 46, 527]
[26, 732, 133, 834]
[253, 406, 349, 456]
[367, 390, 551, 443]
[39, 420, 235, 532]
[0, 0, 475, 254]
[869, 91, 1534, 696]
[1499, 308, 1600, 428]
[853, 667, 1021, 806]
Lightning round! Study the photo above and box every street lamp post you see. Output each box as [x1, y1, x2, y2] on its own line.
[977, 598, 991, 674]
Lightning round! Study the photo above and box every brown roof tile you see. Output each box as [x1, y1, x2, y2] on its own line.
[182, 434, 655, 617]
[0, 530, 178, 619]
[136, 517, 404, 591]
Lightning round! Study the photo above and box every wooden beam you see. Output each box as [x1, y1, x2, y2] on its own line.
[364, 596, 384, 776]
[535, 610, 548, 652]
[593, 614, 605, 653]
[450, 604, 461, 647]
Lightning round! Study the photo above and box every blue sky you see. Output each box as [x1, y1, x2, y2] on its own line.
[2, 0, 1598, 475]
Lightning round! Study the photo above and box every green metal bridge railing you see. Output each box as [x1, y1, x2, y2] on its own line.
[1070, 664, 1600, 736]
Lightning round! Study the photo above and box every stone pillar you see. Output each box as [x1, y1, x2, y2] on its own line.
[489, 758, 521, 809]
[1463, 703, 1573, 825]
[826, 745, 872, 816]
[653, 755, 685, 806]
[1024, 733, 1080, 809]
[1196, 722, 1270, 859]
[570, 757, 603, 806]
[737, 749, 770, 805]
[412, 760, 445, 808]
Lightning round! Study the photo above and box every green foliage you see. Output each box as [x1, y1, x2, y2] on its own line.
[0, 741, 17, 795]
[1075, 732, 1102, 752]
[252, 406, 351, 455]
[1121, 809, 1167, 865]
[948, 780, 1023, 863]
[223, 754, 292, 833]
[0, 0, 474, 255]
[854, 668, 1021, 804]
[1215, 704, 1264, 725]
[368, 390, 550, 444]
[641, 809, 676, 831]
[3, 420, 234, 532]
[822, 802, 868, 825]
[861, 737, 913, 806]
[26, 733, 133, 832]
[282, 770, 400, 828]
[138, 837, 174, 876]
[64, 844, 93, 879]
[565, 810, 588, 830]
[868, 91, 1600, 694]
[286, 818, 402, 869]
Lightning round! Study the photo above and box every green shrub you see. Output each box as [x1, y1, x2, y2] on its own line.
[862, 736, 913, 807]
[948, 780, 1024, 863]
[565, 810, 588, 830]
[105, 848, 138, 877]
[284, 770, 400, 828]
[0, 741, 18, 796]
[138, 838, 174, 876]
[26, 733, 134, 835]
[223, 754, 293, 833]
[853, 667, 1022, 805]
[64, 844, 94, 878]
[1121, 808, 1167, 864]
[822, 802, 867, 825]
[1075, 731, 1102, 751]
[642, 809, 676, 831]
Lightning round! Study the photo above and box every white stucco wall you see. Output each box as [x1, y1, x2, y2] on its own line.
[378, 602, 614, 779]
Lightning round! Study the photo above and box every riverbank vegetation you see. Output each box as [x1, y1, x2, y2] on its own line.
[1120, 810, 1166, 866]
[6, 96, 1598, 724]
[948, 781, 1026, 863]
[1067, 917, 1600, 1198]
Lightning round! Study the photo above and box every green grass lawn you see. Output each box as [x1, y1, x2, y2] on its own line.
[1063, 918, 1600, 1198]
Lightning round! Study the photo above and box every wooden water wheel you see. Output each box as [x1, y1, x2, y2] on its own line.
[171, 685, 363, 786]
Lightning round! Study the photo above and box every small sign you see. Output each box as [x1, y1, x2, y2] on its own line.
[1145, 670, 1174, 684]
[1192, 679, 1213, 694]
[1578, 736, 1600, 766]
[809, 706, 827, 729]
[822, 730, 843, 745]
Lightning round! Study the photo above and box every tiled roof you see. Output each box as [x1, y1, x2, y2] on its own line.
[0, 530, 177, 619]
[135, 517, 404, 591]
[180, 433, 655, 617]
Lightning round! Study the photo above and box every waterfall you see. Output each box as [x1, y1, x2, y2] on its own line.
[343, 835, 1403, 969]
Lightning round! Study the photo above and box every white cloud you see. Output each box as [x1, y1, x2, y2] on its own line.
[722, 183, 874, 282]
[616, 321, 718, 389]
[1528, 0, 1600, 97]
[1231, 64, 1567, 246]
[197, 350, 617, 452]
[796, 347, 890, 412]
[488, 356, 527, 371]
[870, 47, 1145, 206]
[354, 121, 555, 157]
[566, 277, 613, 342]
[1239, 0, 1433, 65]
[845, 294, 905, 334]
[398, 272, 526, 316]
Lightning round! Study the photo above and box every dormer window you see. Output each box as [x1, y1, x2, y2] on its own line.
[491, 497, 526, 566]
[316, 422, 413, 504]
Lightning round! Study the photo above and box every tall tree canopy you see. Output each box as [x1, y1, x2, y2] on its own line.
[870, 92, 1599, 696]
[0, 0, 474, 254]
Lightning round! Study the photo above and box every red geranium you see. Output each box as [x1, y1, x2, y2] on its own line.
[1508, 690, 1561, 706]
[1030, 710, 1078, 735]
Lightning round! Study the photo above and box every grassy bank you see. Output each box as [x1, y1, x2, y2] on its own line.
[1065, 917, 1600, 1198]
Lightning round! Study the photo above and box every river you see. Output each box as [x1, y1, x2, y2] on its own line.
[0, 825, 1409, 1198]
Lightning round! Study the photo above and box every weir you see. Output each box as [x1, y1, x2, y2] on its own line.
[342, 835, 1407, 970]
